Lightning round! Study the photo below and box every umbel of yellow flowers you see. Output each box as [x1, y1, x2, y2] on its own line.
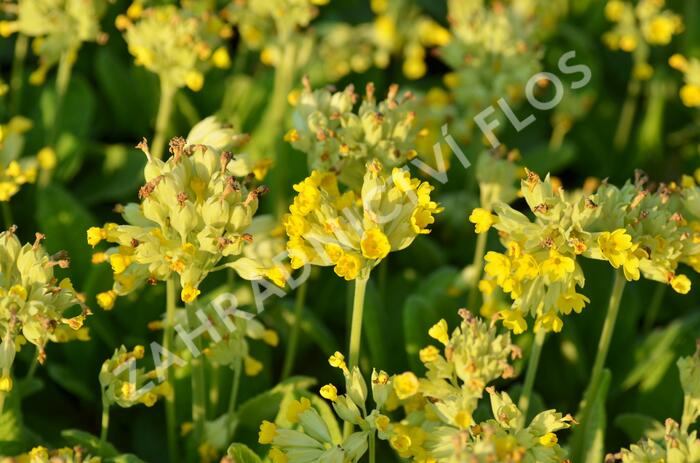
[284, 160, 442, 281]
[470, 170, 696, 334]
[88, 134, 272, 307]
[0, 227, 89, 392]
[116, 4, 231, 92]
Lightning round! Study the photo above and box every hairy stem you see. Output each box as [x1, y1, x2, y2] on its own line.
[281, 282, 308, 380]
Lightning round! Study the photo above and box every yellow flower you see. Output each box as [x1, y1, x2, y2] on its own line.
[670, 274, 691, 294]
[185, 71, 204, 92]
[535, 312, 564, 333]
[109, 253, 132, 274]
[376, 414, 390, 432]
[262, 329, 279, 346]
[680, 84, 700, 108]
[37, 147, 57, 170]
[619, 35, 638, 52]
[428, 319, 449, 346]
[419, 345, 440, 363]
[0, 376, 12, 392]
[501, 309, 527, 334]
[320, 384, 338, 401]
[245, 356, 263, 376]
[286, 397, 311, 423]
[333, 252, 361, 280]
[556, 290, 590, 315]
[328, 352, 348, 372]
[484, 252, 511, 285]
[9, 284, 27, 302]
[539, 432, 558, 447]
[258, 420, 277, 444]
[541, 250, 575, 281]
[454, 410, 472, 429]
[393, 372, 420, 400]
[87, 227, 105, 247]
[669, 54, 688, 72]
[181, 285, 201, 303]
[605, 0, 625, 21]
[268, 448, 288, 463]
[96, 290, 117, 310]
[211, 47, 231, 69]
[361, 229, 391, 260]
[469, 208, 496, 234]
[598, 229, 633, 269]
[644, 15, 677, 45]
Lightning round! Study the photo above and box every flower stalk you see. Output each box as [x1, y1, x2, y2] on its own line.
[281, 281, 308, 380]
[164, 278, 177, 462]
[518, 328, 546, 422]
[151, 80, 176, 159]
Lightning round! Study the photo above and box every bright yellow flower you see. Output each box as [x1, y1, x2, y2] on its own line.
[334, 252, 361, 280]
[419, 345, 440, 363]
[320, 384, 338, 401]
[598, 229, 633, 268]
[428, 319, 449, 345]
[539, 432, 558, 447]
[245, 356, 263, 376]
[361, 229, 391, 260]
[557, 290, 590, 315]
[181, 285, 201, 303]
[258, 420, 277, 444]
[286, 397, 311, 423]
[484, 252, 511, 286]
[670, 274, 691, 294]
[541, 250, 575, 281]
[501, 309, 527, 334]
[680, 84, 700, 108]
[96, 290, 117, 310]
[269, 448, 288, 463]
[393, 372, 420, 400]
[469, 208, 496, 234]
[535, 312, 564, 333]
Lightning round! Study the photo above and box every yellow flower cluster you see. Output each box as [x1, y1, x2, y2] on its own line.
[259, 311, 573, 462]
[117, 4, 231, 91]
[285, 162, 441, 281]
[474, 170, 699, 334]
[603, 0, 683, 53]
[286, 81, 419, 189]
[0, 117, 55, 202]
[89, 131, 270, 306]
[669, 54, 700, 108]
[0, 227, 89, 389]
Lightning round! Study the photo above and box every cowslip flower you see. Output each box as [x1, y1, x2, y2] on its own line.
[117, 4, 229, 92]
[90, 132, 271, 305]
[284, 161, 441, 281]
[0, 117, 45, 202]
[286, 81, 419, 189]
[481, 172, 594, 333]
[0, 227, 89, 390]
[603, 0, 683, 53]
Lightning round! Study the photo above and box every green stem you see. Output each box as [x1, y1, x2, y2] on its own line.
[226, 354, 242, 440]
[25, 349, 38, 382]
[549, 121, 570, 151]
[642, 284, 666, 332]
[344, 277, 368, 439]
[186, 303, 207, 447]
[579, 270, 626, 418]
[613, 77, 641, 151]
[99, 398, 110, 449]
[209, 363, 220, 417]
[369, 431, 376, 463]
[152, 80, 176, 159]
[348, 277, 369, 369]
[517, 329, 546, 422]
[467, 231, 488, 312]
[1, 202, 13, 229]
[50, 49, 75, 145]
[9, 35, 28, 116]
[281, 282, 308, 380]
[164, 279, 178, 463]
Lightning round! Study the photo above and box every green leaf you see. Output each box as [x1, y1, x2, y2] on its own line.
[61, 429, 118, 457]
[47, 364, 98, 402]
[35, 184, 98, 285]
[570, 369, 612, 463]
[614, 413, 665, 442]
[403, 295, 439, 372]
[0, 388, 26, 455]
[236, 376, 316, 430]
[227, 443, 262, 463]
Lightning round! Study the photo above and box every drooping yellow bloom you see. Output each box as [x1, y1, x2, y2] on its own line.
[393, 372, 420, 400]
[258, 421, 278, 444]
[428, 319, 449, 346]
[320, 384, 338, 401]
[286, 397, 311, 423]
[469, 208, 497, 234]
